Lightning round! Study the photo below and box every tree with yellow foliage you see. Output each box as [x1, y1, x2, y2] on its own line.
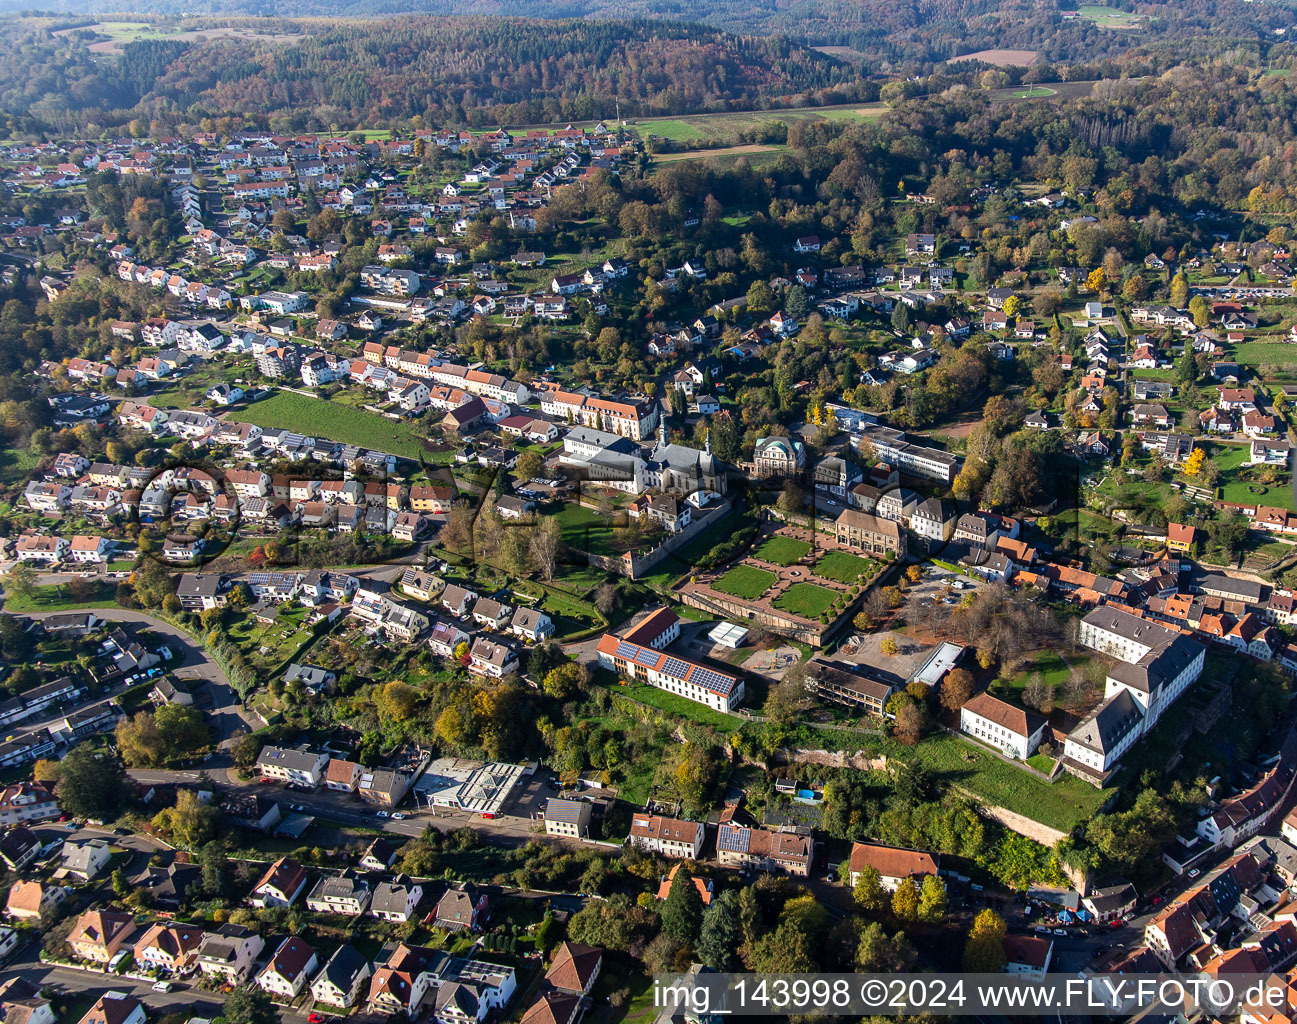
[1085, 268, 1106, 292]
[1183, 448, 1206, 477]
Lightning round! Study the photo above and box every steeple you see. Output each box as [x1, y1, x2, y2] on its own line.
[658, 412, 668, 450]
[705, 429, 712, 456]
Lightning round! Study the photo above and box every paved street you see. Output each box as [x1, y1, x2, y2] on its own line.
[17, 608, 261, 745]
[124, 766, 570, 848]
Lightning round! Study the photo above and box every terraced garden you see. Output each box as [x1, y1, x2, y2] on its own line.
[773, 581, 840, 618]
[712, 565, 777, 600]
[755, 536, 813, 565]
[812, 550, 880, 583]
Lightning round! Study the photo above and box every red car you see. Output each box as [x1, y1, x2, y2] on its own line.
[308, 1015, 323, 1023]
[259, 777, 273, 784]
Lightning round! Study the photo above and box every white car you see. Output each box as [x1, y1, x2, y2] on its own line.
[152, 982, 173, 993]
[392, 813, 405, 820]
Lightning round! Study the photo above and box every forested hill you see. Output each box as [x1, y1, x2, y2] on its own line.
[0, 17, 870, 129]
[9, 0, 1297, 55]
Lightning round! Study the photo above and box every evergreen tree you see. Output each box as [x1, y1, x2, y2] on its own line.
[57, 745, 127, 821]
[737, 884, 762, 948]
[891, 301, 910, 333]
[1176, 341, 1197, 383]
[660, 868, 704, 945]
[696, 889, 740, 970]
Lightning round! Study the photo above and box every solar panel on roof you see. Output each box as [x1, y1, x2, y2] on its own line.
[614, 641, 638, 660]
[635, 648, 658, 667]
[717, 825, 750, 852]
[661, 657, 691, 679]
[691, 668, 734, 693]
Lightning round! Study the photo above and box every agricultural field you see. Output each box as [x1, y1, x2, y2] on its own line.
[629, 103, 885, 147]
[653, 145, 787, 167]
[236, 391, 428, 461]
[712, 565, 777, 600]
[951, 48, 1039, 67]
[58, 19, 306, 54]
[755, 536, 812, 565]
[772, 581, 840, 618]
[1075, 5, 1143, 28]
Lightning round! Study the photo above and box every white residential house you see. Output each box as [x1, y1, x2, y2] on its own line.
[511, 607, 555, 642]
[197, 924, 265, 983]
[257, 937, 319, 1000]
[371, 879, 424, 923]
[310, 946, 372, 1010]
[960, 693, 1046, 760]
[256, 745, 329, 787]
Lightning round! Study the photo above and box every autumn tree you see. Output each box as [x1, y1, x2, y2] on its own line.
[940, 668, 975, 713]
[152, 789, 221, 848]
[375, 681, 419, 721]
[963, 909, 1007, 971]
[853, 865, 887, 911]
[891, 877, 919, 920]
[918, 875, 947, 922]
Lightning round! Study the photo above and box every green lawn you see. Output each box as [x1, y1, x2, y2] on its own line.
[1212, 441, 1294, 509]
[3, 582, 118, 613]
[991, 650, 1089, 697]
[1075, 4, 1142, 26]
[772, 581, 840, 618]
[620, 682, 743, 731]
[901, 732, 1112, 832]
[712, 565, 777, 600]
[238, 391, 426, 460]
[1233, 342, 1297, 366]
[228, 608, 318, 672]
[555, 502, 627, 559]
[755, 536, 812, 565]
[0, 446, 41, 488]
[812, 550, 879, 584]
